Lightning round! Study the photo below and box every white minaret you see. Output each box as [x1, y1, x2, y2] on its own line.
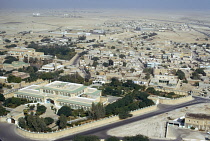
[54, 55, 57, 70]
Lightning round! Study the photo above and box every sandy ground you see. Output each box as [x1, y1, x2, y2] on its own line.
[0, 9, 210, 47]
[107, 103, 210, 139]
[167, 126, 206, 141]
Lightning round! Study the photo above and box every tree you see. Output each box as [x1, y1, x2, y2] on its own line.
[0, 106, 8, 116]
[176, 70, 185, 80]
[58, 114, 67, 129]
[92, 61, 99, 68]
[41, 38, 51, 42]
[191, 72, 201, 80]
[90, 103, 106, 120]
[25, 115, 48, 132]
[44, 117, 54, 125]
[26, 115, 34, 130]
[78, 35, 86, 40]
[29, 105, 35, 110]
[36, 105, 47, 115]
[36, 117, 47, 132]
[194, 82, 199, 86]
[144, 73, 150, 80]
[110, 46, 115, 49]
[91, 57, 99, 61]
[24, 41, 28, 45]
[73, 135, 100, 141]
[4, 97, 31, 108]
[143, 68, 153, 75]
[124, 134, 149, 141]
[130, 68, 135, 73]
[0, 51, 7, 55]
[105, 136, 120, 141]
[59, 72, 85, 84]
[146, 87, 156, 94]
[72, 108, 87, 117]
[123, 62, 126, 67]
[119, 54, 126, 59]
[5, 44, 17, 48]
[57, 106, 72, 117]
[4, 39, 11, 43]
[3, 56, 18, 64]
[103, 62, 109, 67]
[110, 77, 121, 87]
[139, 102, 147, 108]
[7, 75, 22, 83]
[119, 108, 132, 119]
[0, 94, 5, 102]
[28, 43, 76, 60]
[195, 68, 206, 76]
[108, 59, 114, 66]
[18, 117, 26, 128]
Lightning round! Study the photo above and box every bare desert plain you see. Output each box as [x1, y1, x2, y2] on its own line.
[1, 9, 210, 49]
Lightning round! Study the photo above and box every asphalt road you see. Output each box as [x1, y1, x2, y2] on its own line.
[0, 122, 37, 141]
[0, 96, 209, 141]
[71, 54, 80, 66]
[55, 96, 210, 141]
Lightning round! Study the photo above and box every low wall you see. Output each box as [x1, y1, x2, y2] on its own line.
[0, 116, 7, 122]
[159, 95, 193, 105]
[155, 88, 188, 96]
[130, 105, 157, 116]
[16, 105, 157, 140]
[17, 116, 119, 140]
[21, 79, 48, 87]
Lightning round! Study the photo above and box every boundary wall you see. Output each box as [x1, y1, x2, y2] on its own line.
[16, 96, 193, 140]
[158, 95, 193, 105]
[17, 105, 157, 140]
[0, 116, 7, 122]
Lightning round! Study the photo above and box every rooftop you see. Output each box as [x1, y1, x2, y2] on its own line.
[4, 61, 29, 67]
[40, 81, 87, 94]
[185, 113, 210, 120]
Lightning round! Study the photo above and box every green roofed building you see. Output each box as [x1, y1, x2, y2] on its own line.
[14, 81, 106, 110]
[3, 61, 30, 71]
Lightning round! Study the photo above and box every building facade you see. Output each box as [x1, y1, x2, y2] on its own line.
[185, 113, 210, 131]
[14, 81, 105, 110]
[7, 47, 45, 61]
[149, 75, 181, 90]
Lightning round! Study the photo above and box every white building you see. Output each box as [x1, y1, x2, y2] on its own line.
[14, 81, 105, 110]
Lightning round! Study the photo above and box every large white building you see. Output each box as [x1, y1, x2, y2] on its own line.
[7, 47, 45, 61]
[14, 81, 105, 110]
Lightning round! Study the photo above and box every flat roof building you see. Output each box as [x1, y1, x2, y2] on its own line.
[185, 113, 210, 131]
[3, 61, 30, 71]
[14, 81, 104, 110]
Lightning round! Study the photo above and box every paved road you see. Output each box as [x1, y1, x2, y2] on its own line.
[0, 96, 209, 141]
[71, 51, 88, 66]
[71, 54, 80, 66]
[0, 123, 37, 141]
[55, 96, 210, 141]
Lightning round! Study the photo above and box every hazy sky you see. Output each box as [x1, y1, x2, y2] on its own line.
[0, 0, 210, 10]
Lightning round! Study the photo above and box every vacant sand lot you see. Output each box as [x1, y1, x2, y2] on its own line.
[107, 103, 210, 139]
